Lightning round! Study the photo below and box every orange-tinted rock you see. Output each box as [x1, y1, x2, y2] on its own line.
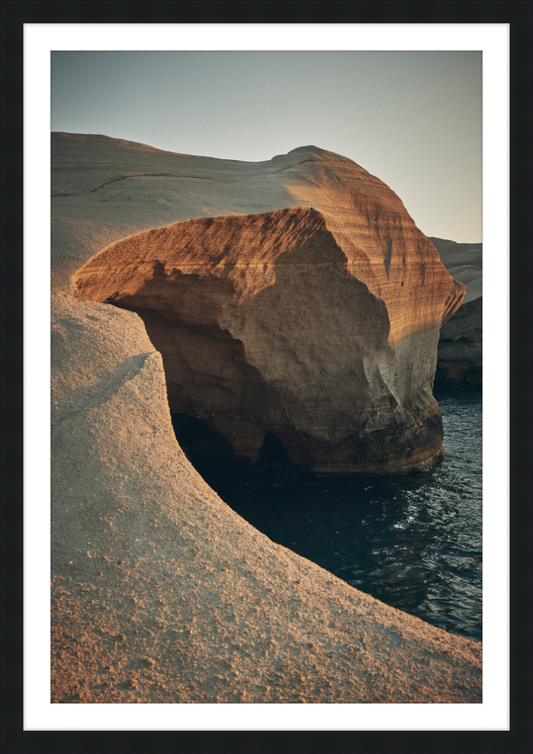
[74, 149, 464, 475]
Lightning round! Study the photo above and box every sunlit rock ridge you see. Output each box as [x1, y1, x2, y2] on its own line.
[69, 135, 464, 475]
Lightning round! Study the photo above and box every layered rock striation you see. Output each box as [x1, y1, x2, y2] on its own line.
[72, 145, 464, 475]
[430, 238, 482, 383]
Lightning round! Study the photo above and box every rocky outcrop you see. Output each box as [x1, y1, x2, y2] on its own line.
[430, 238, 482, 383]
[71, 142, 464, 475]
[51, 133, 481, 703]
[51, 290, 482, 703]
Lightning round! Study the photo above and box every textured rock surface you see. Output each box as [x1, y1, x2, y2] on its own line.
[430, 238, 482, 383]
[69, 137, 464, 474]
[51, 291, 481, 703]
[51, 133, 480, 703]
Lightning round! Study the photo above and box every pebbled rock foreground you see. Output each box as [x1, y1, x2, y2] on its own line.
[72, 142, 464, 475]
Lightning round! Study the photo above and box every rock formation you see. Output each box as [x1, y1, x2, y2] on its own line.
[430, 238, 482, 383]
[51, 133, 481, 703]
[71, 140, 464, 475]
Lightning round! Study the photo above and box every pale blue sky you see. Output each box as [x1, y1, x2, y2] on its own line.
[51, 51, 481, 242]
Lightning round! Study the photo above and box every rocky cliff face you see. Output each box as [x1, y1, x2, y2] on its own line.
[71, 141, 464, 474]
[430, 238, 482, 383]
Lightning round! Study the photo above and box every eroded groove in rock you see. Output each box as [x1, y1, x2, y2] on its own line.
[74, 200, 464, 475]
[52, 172, 182, 198]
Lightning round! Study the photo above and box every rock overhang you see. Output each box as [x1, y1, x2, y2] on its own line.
[73, 202, 464, 475]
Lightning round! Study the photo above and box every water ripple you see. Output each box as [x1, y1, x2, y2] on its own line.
[205, 384, 483, 641]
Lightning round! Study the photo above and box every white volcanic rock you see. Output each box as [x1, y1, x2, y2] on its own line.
[430, 237, 482, 383]
[51, 133, 480, 703]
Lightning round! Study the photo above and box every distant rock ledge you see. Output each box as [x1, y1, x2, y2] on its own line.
[430, 238, 482, 384]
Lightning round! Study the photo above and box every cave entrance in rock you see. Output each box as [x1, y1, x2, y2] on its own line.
[256, 432, 293, 468]
[170, 414, 237, 470]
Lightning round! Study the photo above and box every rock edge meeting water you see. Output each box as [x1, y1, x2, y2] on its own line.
[184, 384, 482, 642]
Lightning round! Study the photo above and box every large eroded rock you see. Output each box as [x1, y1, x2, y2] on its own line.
[71, 144, 464, 475]
[430, 237, 482, 383]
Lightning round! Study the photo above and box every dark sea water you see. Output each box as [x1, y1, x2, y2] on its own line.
[175, 384, 482, 641]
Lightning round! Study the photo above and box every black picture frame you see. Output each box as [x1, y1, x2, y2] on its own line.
[1, 1, 531, 752]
